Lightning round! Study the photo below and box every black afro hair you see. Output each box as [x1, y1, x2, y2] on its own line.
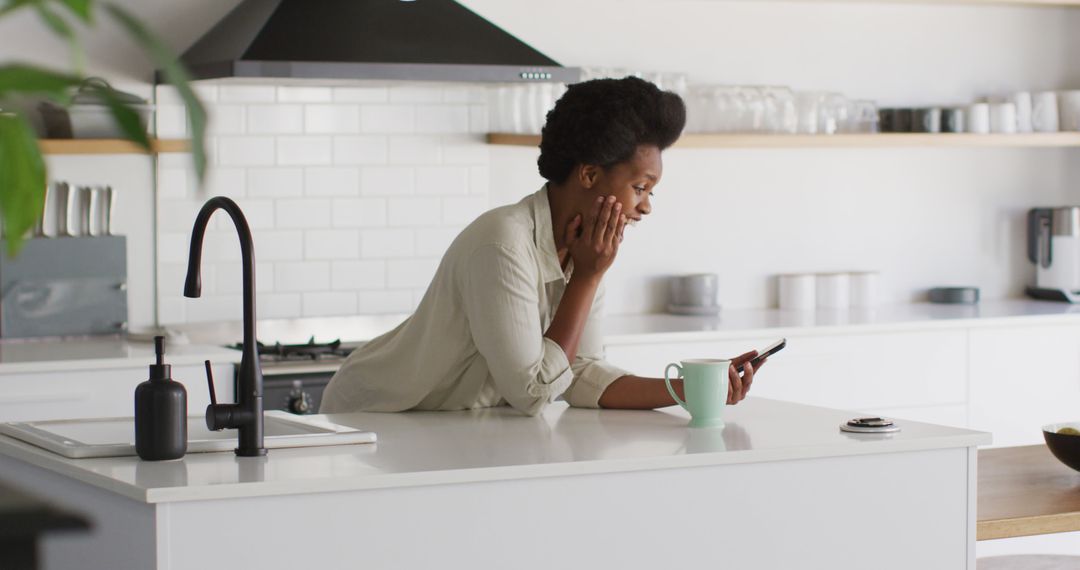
[537, 76, 686, 184]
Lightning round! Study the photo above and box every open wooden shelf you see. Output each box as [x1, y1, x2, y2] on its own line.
[39, 139, 189, 155]
[487, 132, 1080, 149]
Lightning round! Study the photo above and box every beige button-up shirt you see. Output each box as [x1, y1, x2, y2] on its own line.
[320, 186, 630, 416]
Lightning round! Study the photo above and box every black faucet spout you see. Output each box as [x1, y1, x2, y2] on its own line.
[184, 196, 265, 457]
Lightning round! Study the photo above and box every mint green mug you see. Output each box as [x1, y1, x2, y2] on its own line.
[664, 359, 731, 428]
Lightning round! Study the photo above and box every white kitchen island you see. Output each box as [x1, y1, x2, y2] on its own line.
[0, 398, 989, 570]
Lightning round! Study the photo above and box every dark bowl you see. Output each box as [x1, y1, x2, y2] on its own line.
[1043, 423, 1080, 472]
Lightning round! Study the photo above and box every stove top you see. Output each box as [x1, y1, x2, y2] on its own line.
[231, 337, 356, 366]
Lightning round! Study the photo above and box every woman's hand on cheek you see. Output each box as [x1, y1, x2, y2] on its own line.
[569, 195, 625, 281]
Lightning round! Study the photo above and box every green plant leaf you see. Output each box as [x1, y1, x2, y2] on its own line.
[88, 83, 151, 151]
[104, 3, 206, 184]
[56, 0, 91, 22]
[0, 113, 47, 256]
[0, 64, 81, 101]
[33, 3, 72, 39]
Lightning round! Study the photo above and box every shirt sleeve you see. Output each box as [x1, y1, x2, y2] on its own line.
[461, 244, 574, 416]
[563, 282, 631, 408]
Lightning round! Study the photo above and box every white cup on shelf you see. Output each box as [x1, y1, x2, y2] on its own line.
[989, 102, 1017, 134]
[1010, 92, 1033, 133]
[816, 273, 850, 310]
[778, 274, 816, 311]
[849, 271, 880, 308]
[966, 103, 991, 134]
[1031, 91, 1060, 132]
[1057, 90, 1080, 131]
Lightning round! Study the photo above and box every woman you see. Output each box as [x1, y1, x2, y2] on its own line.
[321, 77, 762, 416]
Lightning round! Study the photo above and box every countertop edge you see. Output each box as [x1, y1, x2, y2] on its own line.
[143, 433, 989, 503]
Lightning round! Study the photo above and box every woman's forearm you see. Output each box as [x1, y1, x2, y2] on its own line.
[598, 375, 684, 410]
[543, 275, 600, 363]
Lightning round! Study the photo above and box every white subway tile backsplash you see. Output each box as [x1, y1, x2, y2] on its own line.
[235, 199, 276, 229]
[333, 136, 388, 165]
[277, 136, 332, 166]
[469, 104, 490, 133]
[275, 198, 331, 228]
[416, 166, 470, 196]
[333, 198, 387, 227]
[390, 87, 443, 103]
[204, 167, 246, 198]
[252, 230, 304, 261]
[156, 105, 187, 138]
[442, 196, 489, 224]
[278, 86, 333, 103]
[334, 87, 388, 103]
[217, 262, 274, 294]
[389, 136, 441, 165]
[357, 290, 414, 314]
[219, 86, 276, 103]
[208, 104, 245, 135]
[259, 293, 302, 319]
[305, 229, 360, 259]
[158, 233, 191, 264]
[219, 137, 275, 166]
[361, 166, 414, 195]
[304, 167, 360, 197]
[276, 261, 330, 291]
[156, 83, 494, 323]
[415, 105, 469, 134]
[332, 260, 386, 290]
[305, 105, 360, 134]
[361, 228, 415, 258]
[158, 168, 189, 200]
[388, 197, 441, 227]
[303, 292, 357, 317]
[247, 168, 303, 197]
[361, 105, 415, 134]
[415, 228, 462, 257]
[247, 105, 303, 134]
[387, 258, 440, 288]
[184, 295, 244, 323]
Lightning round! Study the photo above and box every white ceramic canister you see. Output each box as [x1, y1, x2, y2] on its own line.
[1031, 91, 1060, 133]
[849, 271, 880, 308]
[816, 273, 850, 309]
[1058, 90, 1080, 131]
[966, 103, 991, 134]
[778, 274, 816, 311]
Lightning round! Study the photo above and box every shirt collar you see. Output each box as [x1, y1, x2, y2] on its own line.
[531, 184, 567, 283]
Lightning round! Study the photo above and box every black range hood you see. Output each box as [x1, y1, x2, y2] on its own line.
[175, 0, 580, 83]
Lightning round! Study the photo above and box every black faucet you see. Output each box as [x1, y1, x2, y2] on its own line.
[183, 196, 266, 457]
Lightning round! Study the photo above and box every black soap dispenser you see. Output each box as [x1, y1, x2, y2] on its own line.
[135, 336, 187, 461]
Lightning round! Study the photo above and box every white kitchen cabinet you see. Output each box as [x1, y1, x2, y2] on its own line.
[605, 329, 968, 413]
[968, 324, 1080, 447]
[0, 362, 234, 422]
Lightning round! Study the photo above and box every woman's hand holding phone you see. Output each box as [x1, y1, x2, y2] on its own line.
[566, 195, 626, 282]
[728, 350, 759, 404]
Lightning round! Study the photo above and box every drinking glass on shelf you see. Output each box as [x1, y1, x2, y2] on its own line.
[735, 86, 765, 133]
[760, 86, 797, 134]
[817, 92, 848, 135]
[844, 100, 879, 133]
[795, 91, 821, 134]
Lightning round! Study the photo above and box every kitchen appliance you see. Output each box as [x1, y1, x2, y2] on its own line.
[236, 337, 355, 415]
[38, 78, 151, 139]
[1027, 207, 1080, 302]
[0, 236, 128, 337]
[175, 0, 579, 84]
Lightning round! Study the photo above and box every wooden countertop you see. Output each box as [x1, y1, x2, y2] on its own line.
[978, 445, 1080, 540]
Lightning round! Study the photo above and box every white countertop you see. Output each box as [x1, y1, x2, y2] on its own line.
[0, 337, 241, 374]
[0, 398, 989, 504]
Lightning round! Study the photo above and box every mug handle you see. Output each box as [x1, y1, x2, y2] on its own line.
[664, 363, 688, 411]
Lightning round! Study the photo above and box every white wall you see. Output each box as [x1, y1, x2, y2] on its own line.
[5, 0, 1080, 324]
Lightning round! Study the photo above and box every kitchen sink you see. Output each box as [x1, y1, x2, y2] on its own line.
[0, 411, 376, 459]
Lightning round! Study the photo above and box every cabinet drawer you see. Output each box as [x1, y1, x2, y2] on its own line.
[605, 329, 967, 411]
[0, 363, 232, 422]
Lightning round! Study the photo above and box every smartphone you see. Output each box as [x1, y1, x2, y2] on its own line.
[735, 338, 786, 375]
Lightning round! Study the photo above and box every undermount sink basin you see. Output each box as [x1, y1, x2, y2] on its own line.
[0, 411, 376, 459]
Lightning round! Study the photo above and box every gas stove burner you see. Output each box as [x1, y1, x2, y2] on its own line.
[232, 336, 352, 362]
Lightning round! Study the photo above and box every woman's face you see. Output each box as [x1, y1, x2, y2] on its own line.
[584, 145, 663, 228]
